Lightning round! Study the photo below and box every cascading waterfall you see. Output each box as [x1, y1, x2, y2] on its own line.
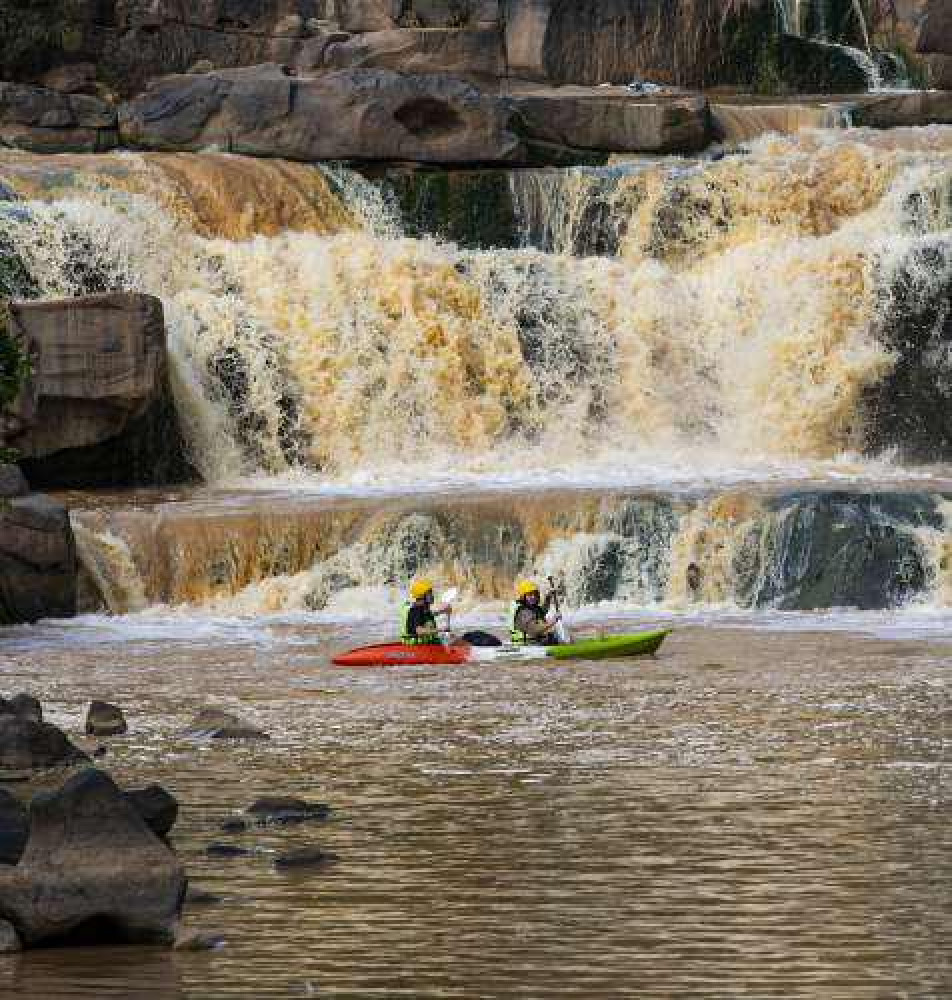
[1, 130, 951, 617]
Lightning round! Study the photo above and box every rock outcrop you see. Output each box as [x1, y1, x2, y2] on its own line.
[0, 82, 117, 153]
[120, 65, 529, 163]
[0, 788, 28, 864]
[0, 768, 185, 947]
[9, 292, 192, 489]
[0, 494, 77, 625]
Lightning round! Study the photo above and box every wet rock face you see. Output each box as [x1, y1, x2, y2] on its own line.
[9, 292, 192, 489]
[85, 701, 128, 738]
[0, 495, 77, 625]
[0, 715, 88, 772]
[0, 82, 118, 154]
[0, 769, 186, 947]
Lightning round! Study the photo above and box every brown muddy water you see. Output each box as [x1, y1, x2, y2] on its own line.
[0, 620, 949, 999]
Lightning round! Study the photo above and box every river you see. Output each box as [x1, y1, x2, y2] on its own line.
[0, 611, 949, 998]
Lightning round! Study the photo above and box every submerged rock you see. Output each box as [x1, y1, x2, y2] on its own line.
[85, 701, 128, 737]
[273, 846, 338, 870]
[0, 715, 88, 772]
[206, 843, 253, 858]
[123, 785, 178, 839]
[174, 929, 225, 951]
[184, 885, 223, 906]
[184, 709, 269, 741]
[0, 769, 185, 947]
[246, 797, 331, 825]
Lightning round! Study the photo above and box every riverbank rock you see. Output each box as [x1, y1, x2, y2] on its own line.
[206, 843, 253, 858]
[174, 929, 224, 951]
[0, 494, 77, 625]
[184, 708, 270, 740]
[123, 785, 178, 839]
[0, 769, 185, 947]
[273, 846, 338, 869]
[85, 701, 128, 738]
[0, 465, 28, 498]
[0, 82, 118, 153]
[2, 693, 42, 723]
[184, 885, 223, 906]
[9, 293, 192, 489]
[246, 796, 332, 825]
[0, 788, 28, 864]
[119, 66, 529, 164]
[0, 715, 88, 772]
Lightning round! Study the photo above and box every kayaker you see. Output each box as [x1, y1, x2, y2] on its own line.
[510, 580, 561, 646]
[402, 579, 452, 645]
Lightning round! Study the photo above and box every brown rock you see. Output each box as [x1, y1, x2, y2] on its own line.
[9, 293, 190, 489]
[0, 495, 77, 625]
[119, 66, 528, 164]
[85, 701, 128, 737]
[323, 26, 505, 79]
[511, 90, 711, 154]
[918, 3, 952, 54]
[851, 90, 952, 128]
[273, 846, 338, 869]
[0, 769, 185, 947]
[39, 63, 99, 96]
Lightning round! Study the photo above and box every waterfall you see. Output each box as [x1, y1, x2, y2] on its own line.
[1, 133, 950, 488]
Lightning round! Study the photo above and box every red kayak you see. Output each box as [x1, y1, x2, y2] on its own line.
[332, 642, 472, 668]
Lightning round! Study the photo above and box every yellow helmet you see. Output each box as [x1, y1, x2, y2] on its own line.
[517, 580, 540, 598]
[410, 579, 434, 600]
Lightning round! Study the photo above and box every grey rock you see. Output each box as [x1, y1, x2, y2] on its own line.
[184, 885, 222, 906]
[0, 769, 185, 947]
[0, 494, 77, 625]
[174, 929, 224, 951]
[0, 83, 117, 153]
[123, 785, 179, 839]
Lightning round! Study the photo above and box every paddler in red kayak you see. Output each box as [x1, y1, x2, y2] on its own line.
[511, 580, 563, 646]
[402, 579, 453, 645]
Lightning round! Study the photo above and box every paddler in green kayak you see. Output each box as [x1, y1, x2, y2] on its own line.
[511, 580, 563, 646]
[402, 579, 453, 645]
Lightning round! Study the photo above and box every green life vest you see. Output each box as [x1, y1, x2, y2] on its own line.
[510, 601, 530, 644]
[401, 603, 439, 645]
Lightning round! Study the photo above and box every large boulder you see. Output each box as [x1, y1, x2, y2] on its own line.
[0, 715, 88, 772]
[119, 65, 529, 164]
[0, 769, 185, 947]
[0, 82, 117, 153]
[9, 293, 191, 489]
[0, 494, 77, 625]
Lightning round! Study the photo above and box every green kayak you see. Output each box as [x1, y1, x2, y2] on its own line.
[545, 629, 671, 661]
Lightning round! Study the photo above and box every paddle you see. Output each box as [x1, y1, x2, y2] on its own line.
[437, 587, 459, 642]
[547, 574, 572, 644]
